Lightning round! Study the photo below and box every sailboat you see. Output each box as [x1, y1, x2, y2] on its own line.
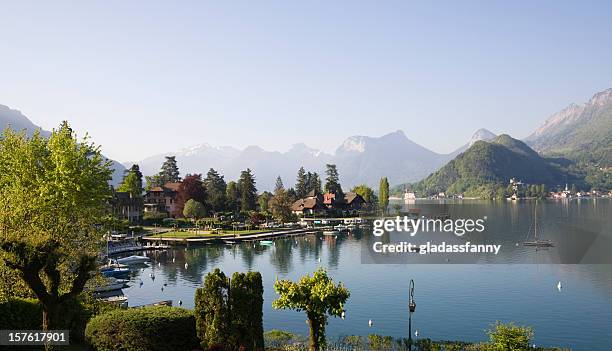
[522, 202, 554, 247]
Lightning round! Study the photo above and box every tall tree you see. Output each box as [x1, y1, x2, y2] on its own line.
[269, 177, 293, 223]
[174, 174, 206, 217]
[159, 156, 181, 183]
[117, 164, 144, 197]
[238, 169, 257, 212]
[324, 164, 342, 196]
[204, 168, 227, 213]
[226, 181, 240, 213]
[379, 177, 389, 215]
[312, 172, 322, 194]
[258, 191, 272, 213]
[273, 268, 350, 351]
[295, 167, 307, 198]
[0, 123, 112, 345]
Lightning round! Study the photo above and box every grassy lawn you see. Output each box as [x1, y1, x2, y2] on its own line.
[148, 229, 276, 238]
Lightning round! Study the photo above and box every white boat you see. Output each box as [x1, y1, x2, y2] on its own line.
[115, 255, 150, 265]
[334, 224, 348, 231]
[102, 294, 128, 307]
[93, 278, 130, 292]
[323, 230, 339, 236]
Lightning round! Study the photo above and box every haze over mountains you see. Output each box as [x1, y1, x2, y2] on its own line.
[0, 104, 126, 186]
[135, 129, 498, 191]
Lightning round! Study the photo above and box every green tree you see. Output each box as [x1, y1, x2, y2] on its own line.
[379, 177, 389, 215]
[183, 199, 206, 221]
[145, 174, 164, 190]
[351, 184, 377, 203]
[488, 322, 533, 351]
[159, 156, 181, 183]
[204, 168, 227, 214]
[195, 269, 230, 349]
[273, 268, 350, 351]
[269, 178, 294, 223]
[0, 123, 112, 347]
[226, 181, 240, 213]
[324, 164, 343, 196]
[258, 191, 272, 213]
[296, 167, 308, 198]
[117, 164, 143, 197]
[238, 169, 257, 212]
[229, 272, 264, 350]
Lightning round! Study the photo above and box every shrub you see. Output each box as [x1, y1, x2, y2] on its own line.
[0, 297, 43, 330]
[85, 306, 199, 351]
[488, 322, 533, 351]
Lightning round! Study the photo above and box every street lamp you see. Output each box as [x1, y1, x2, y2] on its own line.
[408, 279, 416, 351]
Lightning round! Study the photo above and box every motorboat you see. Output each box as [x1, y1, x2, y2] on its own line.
[115, 255, 150, 265]
[93, 278, 130, 292]
[323, 230, 339, 236]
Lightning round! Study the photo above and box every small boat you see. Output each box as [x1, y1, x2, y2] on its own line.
[334, 224, 348, 231]
[93, 278, 130, 292]
[522, 202, 554, 247]
[323, 230, 339, 236]
[260, 240, 274, 246]
[115, 255, 150, 265]
[102, 295, 128, 307]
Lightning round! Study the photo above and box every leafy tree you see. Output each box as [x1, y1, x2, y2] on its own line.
[296, 167, 308, 198]
[238, 169, 257, 212]
[351, 184, 377, 203]
[183, 199, 206, 221]
[145, 174, 164, 190]
[258, 191, 272, 214]
[117, 164, 143, 197]
[379, 177, 389, 215]
[204, 168, 227, 214]
[488, 322, 533, 351]
[269, 178, 294, 223]
[0, 123, 112, 346]
[226, 181, 240, 213]
[174, 174, 206, 217]
[324, 164, 343, 196]
[273, 268, 350, 351]
[159, 156, 181, 183]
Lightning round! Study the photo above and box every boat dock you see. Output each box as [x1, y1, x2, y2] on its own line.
[141, 227, 319, 245]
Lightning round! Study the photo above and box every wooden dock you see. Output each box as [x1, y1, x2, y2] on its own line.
[141, 227, 317, 245]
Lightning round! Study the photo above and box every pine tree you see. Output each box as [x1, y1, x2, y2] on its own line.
[204, 168, 227, 213]
[324, 164, 342, 196]
[238, 169, 257, 212]
[159, 156, 181, 183]
[226, 181, 240, 213]
[117, 164, 144, 197]
[295, 167, 307, 198]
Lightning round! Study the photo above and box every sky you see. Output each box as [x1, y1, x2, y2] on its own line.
[1, 1, 611, 162]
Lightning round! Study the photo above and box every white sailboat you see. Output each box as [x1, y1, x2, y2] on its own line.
[522, 202, 554, 247]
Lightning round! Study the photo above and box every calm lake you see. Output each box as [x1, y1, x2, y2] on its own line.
[120, 199, 612, 351]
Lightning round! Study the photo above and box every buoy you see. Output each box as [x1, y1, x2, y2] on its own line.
[317, 257, 321, 263]
[415, 330, 419, 337]
[557, 281, 562, 292]
[149, 273, 155, 279]
[178, 300, 183, 306]
[158, 262, 161, 267]
[172, 258, 175, 263]
[368, 319, 373, 327]
[161, 286, 164, 291]
[341, 311, 345, 320]
[184, 263, 188, 269]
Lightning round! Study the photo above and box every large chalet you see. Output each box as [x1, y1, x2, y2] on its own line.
[291, 190, 367, 216]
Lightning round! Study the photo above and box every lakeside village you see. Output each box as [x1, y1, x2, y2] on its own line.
[0, 125, 577, 351]
[398, 177, 612, 201]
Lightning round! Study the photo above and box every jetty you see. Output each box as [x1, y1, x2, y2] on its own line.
[141, 227, 318, 245]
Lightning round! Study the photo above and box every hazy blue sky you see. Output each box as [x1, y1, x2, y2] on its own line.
[1, 1, 611, 162]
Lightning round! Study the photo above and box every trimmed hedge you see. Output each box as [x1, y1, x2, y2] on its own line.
[85, 306, 199, 351]
[0, 297, 43, 330]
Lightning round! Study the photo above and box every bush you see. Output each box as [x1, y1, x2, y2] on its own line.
[85, 306, 199, 351]
[0, 297, 43, 330]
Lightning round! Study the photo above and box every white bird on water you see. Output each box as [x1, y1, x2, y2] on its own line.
[557, 281, 562, 292]
[368, 319, 373, 327]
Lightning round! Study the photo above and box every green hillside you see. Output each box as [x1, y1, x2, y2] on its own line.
[406, 135, 583, 198]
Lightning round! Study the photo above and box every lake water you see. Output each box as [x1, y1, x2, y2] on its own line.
[120, 199, 612, 350]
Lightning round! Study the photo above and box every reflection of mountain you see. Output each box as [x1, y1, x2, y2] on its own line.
[0, 103, 127, 186]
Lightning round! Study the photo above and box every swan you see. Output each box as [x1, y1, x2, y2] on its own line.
[557, 281, 562, 291]
[368, 319, 373, 327]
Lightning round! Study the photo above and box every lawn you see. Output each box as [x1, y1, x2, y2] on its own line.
[148, 229, 277, 239]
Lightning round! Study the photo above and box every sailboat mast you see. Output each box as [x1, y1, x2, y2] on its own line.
[534, 202, 537, 239]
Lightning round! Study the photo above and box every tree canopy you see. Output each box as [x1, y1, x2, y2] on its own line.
[273, 268, 350, 351]
[238, 169, 257, 212]
[0, 122, 113, 338]
[324, 164, 343, 196]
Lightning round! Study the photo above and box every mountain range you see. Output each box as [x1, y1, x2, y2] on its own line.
[525, 88, 612, 165]
[0, 104, 126, 186]
[134, 129, 498, 191]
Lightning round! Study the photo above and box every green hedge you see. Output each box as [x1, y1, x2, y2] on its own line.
[85, 306, 199, 351]
[0, 297, 43, 330]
